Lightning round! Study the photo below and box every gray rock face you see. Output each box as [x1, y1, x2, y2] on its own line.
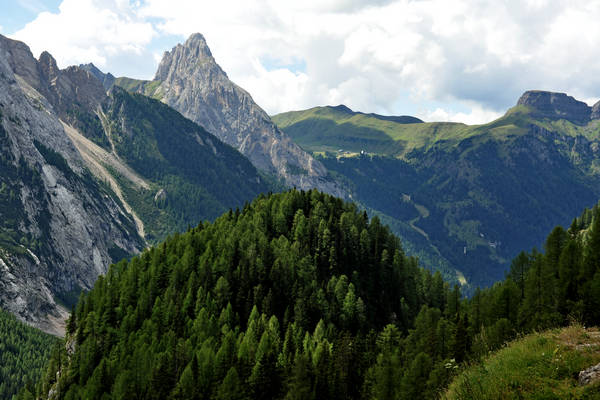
[579, 363, 600, 386]
[517, 90, 591, 124]
[592, 100, 600, 120]
[0, 35, 143, 334]
[38, 53, 106, 121]
[0, 37, 108, 132]
[153, 33, 344, 197]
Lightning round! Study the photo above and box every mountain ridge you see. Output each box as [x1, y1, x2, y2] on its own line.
[516, 90, 598, 125]
[274, 90, 600, 288]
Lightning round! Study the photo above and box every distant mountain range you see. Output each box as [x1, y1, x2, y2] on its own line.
[274, 92, 600, 288]
[2, 28, 600, 333]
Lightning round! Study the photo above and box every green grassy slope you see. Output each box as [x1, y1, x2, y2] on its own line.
[273, 104, 600, 157]
[113, 77, 163, 100]
[273, 105, 482, 156]
[444, 325, 600, 399]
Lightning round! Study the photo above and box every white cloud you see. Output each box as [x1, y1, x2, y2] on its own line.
[423, 106, 503, 125]
[137, 0, 600, 122]
[10, 0, 600, 123]
[11, 0, 156, 73]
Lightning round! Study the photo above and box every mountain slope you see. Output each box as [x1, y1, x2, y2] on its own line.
[274, 94, 600, 288]
[113, 33, 344, 197]
[272, 105, 426, 155]
[4, 35, 273, 245]
[0, 35, 144, 334]
[98, 86, 272, 242]
[443, 202, 600, 399]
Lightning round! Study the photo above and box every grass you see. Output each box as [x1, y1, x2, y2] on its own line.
[273, 106, 472, 156]
[444, 325, 600, 399]
[113, 77, 164, 100]
[272, 104, 600, 158]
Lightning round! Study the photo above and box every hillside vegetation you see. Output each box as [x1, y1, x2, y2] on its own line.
[445, 325, 600, 399]
[88, 87, 271, 243]
[21, 191, 600, 399]
[0, 309, 58, 399]
[274, 104, 600, 288]
[26, 190, 468, 399]
[273, 104, 600, 157]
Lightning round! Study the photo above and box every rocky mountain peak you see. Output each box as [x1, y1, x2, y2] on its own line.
[38, 51, 59, 83]
[152, 33, 344, 197]
[0, 34, 43, 91]
[79, 63, 115, 90]
[155, 32, 224, 82]
[185, 32, 213, 57]
[517, 90, 591, 124]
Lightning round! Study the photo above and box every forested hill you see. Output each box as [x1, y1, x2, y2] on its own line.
[25, 191, 600, 399]
[28, 189, 460, 399]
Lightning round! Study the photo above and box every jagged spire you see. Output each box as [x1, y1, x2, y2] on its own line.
[155, 32, 222, 82]
[151, 33, 344, 197]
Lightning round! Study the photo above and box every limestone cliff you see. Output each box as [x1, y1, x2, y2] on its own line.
[0, 35, 144, 335]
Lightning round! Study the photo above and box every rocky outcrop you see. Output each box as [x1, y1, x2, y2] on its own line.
[0, 35, 45, 91]
[150, 33, 344, 197]
[579, 363, 600, 386]
[592, 100, 600, 120]
[0, 35, 144, 334]
[79, 63, 115, 91]
[517, 90, 591, 124]
[38, 53, 106, 122]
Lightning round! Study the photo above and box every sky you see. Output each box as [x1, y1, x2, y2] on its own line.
[2, 0, 600, 124]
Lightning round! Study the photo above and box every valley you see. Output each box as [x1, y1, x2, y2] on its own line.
[274, 95, 600, 288]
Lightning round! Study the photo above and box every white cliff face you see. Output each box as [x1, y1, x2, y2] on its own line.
[153, 33, 345, 197]
[0, 35, 144, 335]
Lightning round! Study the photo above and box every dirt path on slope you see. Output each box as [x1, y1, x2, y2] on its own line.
[61, 121, 148, 240]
